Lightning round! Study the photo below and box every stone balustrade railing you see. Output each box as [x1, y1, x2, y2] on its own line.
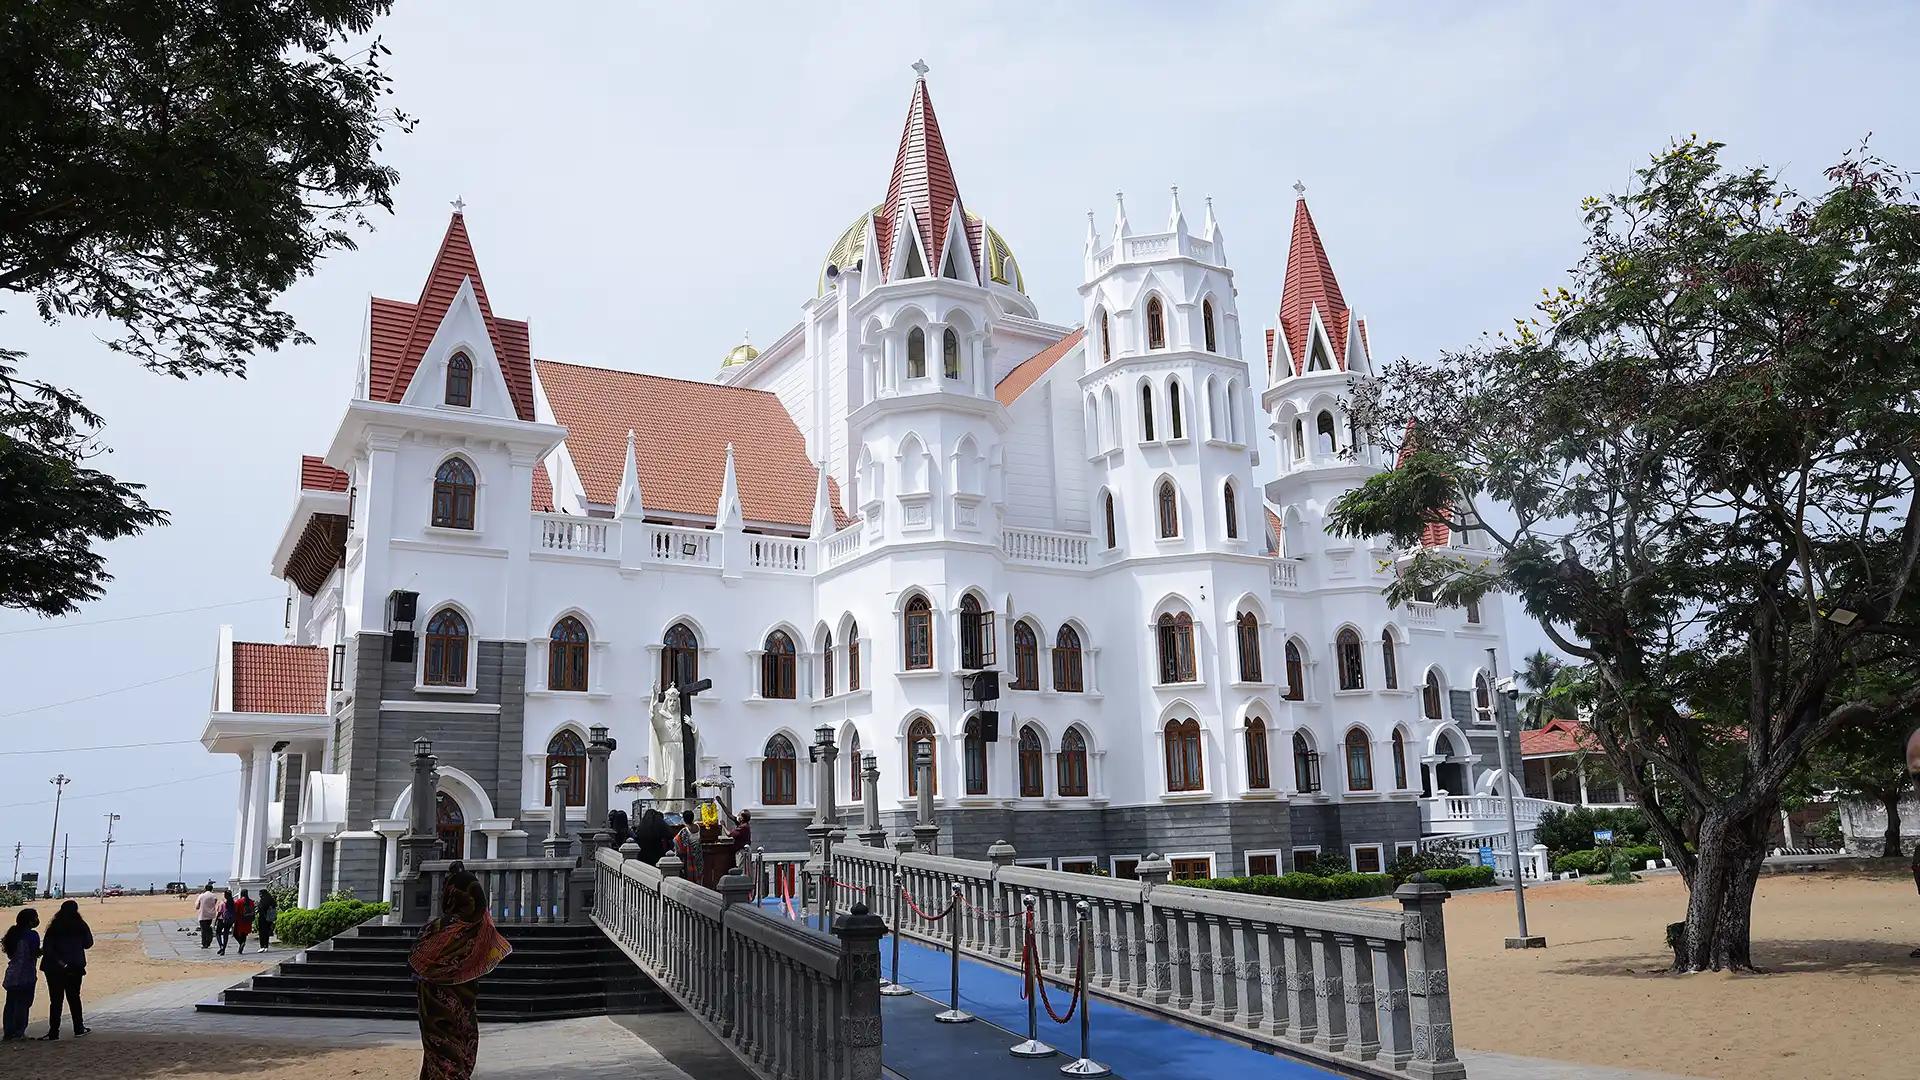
[421, 857, 581, 925]
[820, 842, 1467, 1079]
[1272, 557, 1302, 591]
[1436, 794, 1571, 826]
[534, 513, 613, 555]
[1001, 526, 1092, 567]
[593, 846, 885, 1080]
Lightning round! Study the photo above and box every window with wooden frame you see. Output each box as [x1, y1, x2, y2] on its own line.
[958, 593, 993, 670]
[821, 631, 834, 697]
[1052, 625, 1084, 692]
[942, 327, 961, 379]
[1465, 597, 1482, 624]
[1146, 296, 1167, 350]
[431, 457, 477, 530]
[423, 608, 469, 686]
[1104, 493, 1117, 549]
[847, 622, 861, 690]
[1202, 300, 1217, 353]
[1235, 611, 1262, 682]
[761, 630, 797, 699]
[761, 734, 797, 805]
[903, 596, 933, 671]
[1345, 728, 1374, 791]
[1224, 482, 1239, 539]
[1018, 726, 1045, 798]
[1156, 612, 1196, 684]
[1245, 717, 1272, 790]
[1060, 858, 1098, 875]
[1291, 847, 1320, 873]
[964, 722, 989, 795]
[1284, 639, 1306, 700]
[848, 731, 862, 801]
[1248, 853, 1279, 877]
[661, 622, 699, 689]
[906, 717, 937, 796]
[1169, 856, 1211, 881]
[1058, 727, 1089, 797]
[547, 616, 589, 691]
[1010, 621, 1039, 689]
[445, 352, 473, 407]
[1336, 628, 1365, 690]
[1163, 717, 1204, 792]
[1157, 480, 1178, 538]
[1423, 669, 1444, 719]
[1392, 729, 1409, 789]
[544, 730, 587, 806]
[1352, 845, 1385, 875]
[1111, 856, 1140, 880]
[1381, 630, 1399, 689]
[1293, 732, 1320, 793]
[1475, 672, 1494, 724]
[906, 327, 927, 378]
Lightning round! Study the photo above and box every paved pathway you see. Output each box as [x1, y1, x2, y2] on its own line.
[138, 917, 292, 962]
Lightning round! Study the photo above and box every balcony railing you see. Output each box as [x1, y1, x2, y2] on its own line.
[821, 521, 864, 569]
[1001, 526, 1091, 567]
[1407, 600, 1438, 625]
[534, 513, 612, 555]
[647, 524, 714, 565]
[748, 535, 811, 573]
[1271, 557, 1302, 591]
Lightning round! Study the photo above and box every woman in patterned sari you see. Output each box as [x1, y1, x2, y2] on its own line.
[410, 862, 512, 1079]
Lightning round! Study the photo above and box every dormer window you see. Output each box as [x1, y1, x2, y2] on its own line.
[1146, 296, 1166, 350]
[445, 352, 473, 407]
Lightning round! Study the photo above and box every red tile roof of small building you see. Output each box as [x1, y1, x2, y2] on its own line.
[1521, 717, 1599, 758]
[875, 75, 978, 282]
[1265, 507, 1284, 555]
[994, 328, 1084, 407]
[531, 462, 555, 513]
[533, 360, 847, 530]
[231, 642, 329, 715]
[367, 213, 535, 422]
[299, 455, 349, 493]
[1274, 197, 1352, 377]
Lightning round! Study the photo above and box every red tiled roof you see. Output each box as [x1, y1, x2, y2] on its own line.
[1395, 423, 1451, 547]
[231, 642, 329, 715]
[299, 455, 348, 493]
[531, 462, 555, 512]
[1265, 507, 1284, 555]
[1275, 197, 1350, 377]
[533, 360, 847, 530]
[875, 76, 975, 282]
[368, 214, 535, 421]
[994, 328, 1083, 407]
[1521, 718, 1598, 757]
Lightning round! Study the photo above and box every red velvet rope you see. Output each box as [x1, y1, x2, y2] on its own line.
[899, 886, 959, 922]
[1020, 910, 1084, 1024]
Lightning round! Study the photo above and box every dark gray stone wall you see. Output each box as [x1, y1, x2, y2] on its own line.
[333, 836, 383, 901]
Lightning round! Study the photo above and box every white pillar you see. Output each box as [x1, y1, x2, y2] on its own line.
[382, 833, 398, 904]
[296, 835, 320, 908]
[240, 744, 274, 880]
[1576, 756, 1591, 806]
[228, 755, 253, 883]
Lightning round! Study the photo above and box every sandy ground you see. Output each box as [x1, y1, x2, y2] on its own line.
[1396, 865, 1920, 1080]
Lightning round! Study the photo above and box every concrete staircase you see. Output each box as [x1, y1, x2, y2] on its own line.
[196, 922, 673, 1022]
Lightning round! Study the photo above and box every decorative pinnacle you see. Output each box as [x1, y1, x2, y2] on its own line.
[450, 196, 466, 213]
[1292, 180, 1306, 198]
[911, 59, 929, 78]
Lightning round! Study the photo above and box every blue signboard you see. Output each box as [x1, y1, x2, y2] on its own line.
[1593, 828, 1615, 844]
[1477, 845, 1495, 868]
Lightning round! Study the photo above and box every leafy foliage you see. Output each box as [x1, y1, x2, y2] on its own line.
[271, 898, 389, 947]
[1535, 805, 1655, 859]
[1552, 845, 1666, 876]
[1175, 873, 1395, 901]
[1383, 847, 1468, 882]
[0, 0, 409, 615]
[1296, 850, 1353, 878]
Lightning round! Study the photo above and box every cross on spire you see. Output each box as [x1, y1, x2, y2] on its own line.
[911, 59, 929, 78]
[450, 195, 467, 213]
[1292, 180, 1306, 198]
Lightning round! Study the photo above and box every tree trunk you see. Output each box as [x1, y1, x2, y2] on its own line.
[1882, 790, 1904, 859]
[1677, 809, 1771, 972]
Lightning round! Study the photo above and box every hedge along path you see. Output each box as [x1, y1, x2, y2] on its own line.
[272, 898, 392, 947]
[1172, 864, 1496, 900]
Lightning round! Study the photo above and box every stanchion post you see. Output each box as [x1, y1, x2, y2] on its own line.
[880, 875, 911, 997]
[1059, 900, 1110, 1077]
[933, 882, 974, 1024]
[1010, 894, 1056, 1058]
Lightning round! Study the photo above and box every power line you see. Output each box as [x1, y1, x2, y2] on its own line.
[0, 666, 211, 719]
[0, 725, 331, 757]
[0, 769, 236, 811]
[0, 596, 281, 637]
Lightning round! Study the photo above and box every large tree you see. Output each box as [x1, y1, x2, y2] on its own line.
[1328, 139, 1920, 971]
[0, 0, 408, 616]
[1804, 660, 1920, 857]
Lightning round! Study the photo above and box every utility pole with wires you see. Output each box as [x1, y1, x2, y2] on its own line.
[43, 774, 69, 897]
[99, 812, 120, 901]
[10, 841, 18, 883]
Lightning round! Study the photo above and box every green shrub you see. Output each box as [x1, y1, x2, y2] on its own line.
[1536, 805, 1654, 859]
[272, 898, 391, 947]
[1385, 849, 1467, 884]
[1551, 845, 1665, 876]
[1298, 851, 1353, 878]
[1810, 810, 1844, 849]
[1174, 872, 1394, 901]
[1421, 865, 1497, 890]
[1607, 851, 1636, 884]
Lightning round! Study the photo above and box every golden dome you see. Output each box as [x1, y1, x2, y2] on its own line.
[721, 339, 760, 369]
[818, 204, 1025, 296]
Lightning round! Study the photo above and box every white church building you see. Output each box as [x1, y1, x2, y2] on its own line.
[202, 71, 1526, 905]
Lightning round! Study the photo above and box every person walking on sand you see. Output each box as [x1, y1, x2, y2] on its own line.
[410, 862, 512, 1079]
[257, 890, 277, 952]
[231, 890, 256, 955]
[195, 884, 219, 949]
[2, 909, 40, 1041]
[39, 901, 90, 1040]
[215, 889, 236, 955]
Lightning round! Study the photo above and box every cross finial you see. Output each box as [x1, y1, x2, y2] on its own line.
[1292, 180, 1306, 198]
[911, 59, 929, 78]
[451, 195, 467, 213]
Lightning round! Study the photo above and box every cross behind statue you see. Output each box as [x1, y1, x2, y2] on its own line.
[678, 677, 713, 805]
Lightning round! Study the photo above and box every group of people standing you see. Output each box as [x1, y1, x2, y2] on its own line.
[193, 884, 275, 955]
[2, 902, 93, 1041]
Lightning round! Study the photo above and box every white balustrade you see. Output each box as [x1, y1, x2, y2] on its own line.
[1001, 526, 1091, 567]
[1407, 601, 1438, 625]
[748, 535, 812, 573]
[1271, 557, 1302, 591]
[1187, 237, 1215, 262]
[647, 524, 714, 565]
[822, 522, 865, 568]
[534, 513, 613, 555]
[1126, 235, 1171, 258]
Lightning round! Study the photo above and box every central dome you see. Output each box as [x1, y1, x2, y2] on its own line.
[818, 204, 1025, 297]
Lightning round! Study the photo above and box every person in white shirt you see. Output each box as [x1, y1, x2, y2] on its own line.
[194, 886, 219, 950]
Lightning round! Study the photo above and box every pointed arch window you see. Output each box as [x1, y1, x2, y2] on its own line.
[907, 717, 937, 796]
[761, 630, 796, 699]
[1475, 672, 1495, 724]
[1423, 670, 1444, 719]
[1246, 717, 1271, 791]
[1392, 729, 1409, 790]
[1224, 482, 1239, 540]
[762, 735, 797, 805]
[964, 718, 989, 795]
[436, 792, 465, 860]
[1156, 612, 1196, 684]
[1018, 726, 1045, 798]
[1284, 639, 1305, 701]
[958, 593, 993, 670]
[1291, 417, 1306, 460]
[822, 631, 835, 698]
[906, 327, 927, 379]
[1104, 492, 1117, 549]
[1465, 597, 1483, 625]
[445, 352, 473, 407]
[847, 621, 861, 691]
[1146, 296, 1167, 350]
[1058, 727, 1089, 797]
[432, 457, 477, 530]
[424, 608, 469, 687]
[1235, 611, 1262, 682]
[1163, 717, 1203, 792]
[1157, 480, 1178, 538]
[1169, 378, 1184, 439]
[1381, 630, 1399, 689]
[1202, 301, 1217, 353]
[1010, 620, 1039, 690]
[1345, 729, 1374, 791]
[848, 731, 863, 801]
[1336, 628, 1365, 690]
[903, 596, 933, 671]
[1052, 625, 1084, 692]
[661, 622, 699, 689]
[1316, 411, 1337, 454]
[1293, 732, 1320, 793]
[545, 730, 587, 806]
[942, 328, 961, 379]
[1099, 309, 1113, 362]
[1140, 384, 1156, 441]
[548, 615, 590, 692]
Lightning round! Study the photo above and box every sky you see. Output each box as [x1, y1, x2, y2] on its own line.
[3, 1, 1915, 883]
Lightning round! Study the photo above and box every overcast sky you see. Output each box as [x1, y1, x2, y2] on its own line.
[3, 2, 1914, 884]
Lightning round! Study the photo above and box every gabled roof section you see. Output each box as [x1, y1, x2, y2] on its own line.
[1276, 196, 1350, 376]
[533, 359, 848, 531]
[994, 328, 1084, 407]
[367, 213, 535, 421]
[875, 74, 976, 282]
[1521, 717, 1598, 758]
[300, 455, 348, 493]
[231, 642, 329, 715]
[531, 462, 555, 513]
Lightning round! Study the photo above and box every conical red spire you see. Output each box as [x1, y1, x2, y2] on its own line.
[374, 210, 534, 420]
[1275, 193, 1351, 376]
[875, 68, 975, 280]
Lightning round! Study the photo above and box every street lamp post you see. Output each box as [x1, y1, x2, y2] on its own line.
[1488, 646, 1545, 949]
[43, 775, 69, 898]
[99, 812, 121, 902]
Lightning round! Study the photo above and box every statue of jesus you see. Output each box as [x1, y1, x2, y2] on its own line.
[649, 688, 687, 807]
